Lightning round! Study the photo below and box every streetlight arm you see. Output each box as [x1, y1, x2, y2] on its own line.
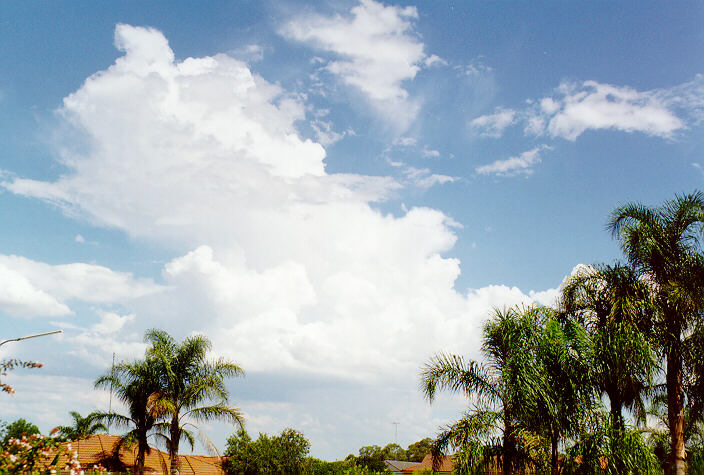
[0, 329, 63, 348]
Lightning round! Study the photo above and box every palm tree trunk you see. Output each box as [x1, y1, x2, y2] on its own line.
[137, 445, 145, 475]
[550, 432, 559, 475]
[502, 419, 512, 475]
[170, 416, 181, 475]
[667, 348, 686, 475]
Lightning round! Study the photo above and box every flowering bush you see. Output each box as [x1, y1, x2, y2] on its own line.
[0, 428, 90, 474]
[0, 359, 43, 395]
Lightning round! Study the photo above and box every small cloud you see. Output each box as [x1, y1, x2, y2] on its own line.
[424, 54, 447, 68]
[74, 234, 85, 243]
[311, 120, 345, 146]
[475, 145, 552, 177]
[229, 44, 266, 63]
[403, 167, 455, 188]
[393, 137, 417, 147]
[462, 57, 493, 77]
[421, 147, 440, 158]
[470, 108, 517, 137]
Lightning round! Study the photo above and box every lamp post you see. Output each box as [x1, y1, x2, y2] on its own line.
[0, 329, 63, 348]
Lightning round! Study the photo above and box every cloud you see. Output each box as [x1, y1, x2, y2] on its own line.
[473, 77, 704, 141]
[2, 25, 567, 457]
[543, 81, 684, 140]
[0, 254, 161, 318]
[282, 0, 429, 129]
[402, 167, 455, 188]
[475, 145, 552, 177]
[470, 108, 517, 137]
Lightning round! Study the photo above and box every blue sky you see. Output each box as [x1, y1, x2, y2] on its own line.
[1, 0, 704, 460]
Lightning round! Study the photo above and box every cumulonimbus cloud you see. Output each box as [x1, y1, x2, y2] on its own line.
[4, 24, 553, 381]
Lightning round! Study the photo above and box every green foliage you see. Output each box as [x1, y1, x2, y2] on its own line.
[224, 427, 310, 474]
[144, 329, 244, 471]
[609, 191, 704, 472]
[0, 430, 85, 473]
[406, 437, 433, 462]
[2, 418, 40, 446]
[57, 411, 107, 440]
[421, 305, 554, 474]
[93, 357, 162, 474]
[565, 412, 661, 474]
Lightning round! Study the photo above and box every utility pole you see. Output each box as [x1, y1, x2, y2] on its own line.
[392, 421, 400, 443]
[108, 352, 115, 435]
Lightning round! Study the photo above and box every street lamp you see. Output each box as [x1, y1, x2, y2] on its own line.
[0, 329, 63, 348]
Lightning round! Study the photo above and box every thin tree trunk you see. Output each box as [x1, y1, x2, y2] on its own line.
[550, 433, 559, 475]
[170, 416, 181, 475]
[502, 419, 512, 475]
[667, 347, 686, 475]
[608, 390, 623, 430]
[137, 444, 145, 475]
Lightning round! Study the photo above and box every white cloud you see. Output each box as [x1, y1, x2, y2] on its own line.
[311, 119, 345, 146]
[475, 145, 551, 177]
[476, 77, 704, 140]
[74, 234, 85, 243]
[402, 167, 455, 188]
[0, 254, 161, 318]
[421, 146, 440, 158]
[470, 108, 517, 137]
[544, 81, 684, 140]
[282, 0, 429, 129]
[2, 26, 568, 456]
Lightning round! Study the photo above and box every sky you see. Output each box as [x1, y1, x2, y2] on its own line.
[1, 0, 704, 460]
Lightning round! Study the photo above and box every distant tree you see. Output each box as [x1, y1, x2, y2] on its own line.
[2, 418, 40, 445]
[355, 445, 387, 471]
[406, 438, 434, 462]
[224, 427, 310, 474]
[56, 411, 108, 440]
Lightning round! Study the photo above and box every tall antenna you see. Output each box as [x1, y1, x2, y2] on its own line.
[392, 421, 400, 442]
[108, 352, 115, 435]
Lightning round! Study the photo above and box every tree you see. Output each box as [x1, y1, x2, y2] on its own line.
[559, 263, 658, 430]
[144, 329, 245, 474]
[421, 306, 549, 474]
[56, 411, 108, 440]
[2, 418, 40, 445]
[94, 358, 161, 474]
[223, 427, 310, 474]
[406, 437, 434, 462]
[610, 191, 704, 474]
[530, 318, 596, 475]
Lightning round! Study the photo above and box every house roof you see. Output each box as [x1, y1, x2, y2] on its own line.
[402, 454, 454, 473]
[384, 459, 422, 472]
[53, 434, 224, 474]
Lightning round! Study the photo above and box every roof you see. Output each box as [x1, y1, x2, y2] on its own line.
[53, 434, 224, 474]
[402, 454, 454, 473]
[385, 459, 422, 472]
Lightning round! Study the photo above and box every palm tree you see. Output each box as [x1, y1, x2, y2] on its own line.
[609, 191, 704, 474]
[56, 411, 107, 440]
[559, 263, 658, 429]
[94, 359, 161, 474]
[421, 306, 549, 474]
[144, 329, 245, 474]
